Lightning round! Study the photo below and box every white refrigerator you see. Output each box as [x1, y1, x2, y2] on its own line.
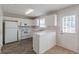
[4, 21, 18, 44]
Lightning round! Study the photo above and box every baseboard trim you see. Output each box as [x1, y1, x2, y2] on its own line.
[56, 45, 77, 54]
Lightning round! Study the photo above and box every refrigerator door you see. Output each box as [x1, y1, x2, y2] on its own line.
[5, 21, 17, 44]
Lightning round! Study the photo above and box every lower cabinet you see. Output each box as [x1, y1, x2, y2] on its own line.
[18, 31, 32, 40]
[22, 35, 32, 39]
[33, 31, 56, 54]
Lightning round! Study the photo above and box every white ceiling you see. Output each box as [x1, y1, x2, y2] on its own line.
[2, 4, 73, 18]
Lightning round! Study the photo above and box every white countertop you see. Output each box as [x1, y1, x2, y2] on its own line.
[33, 30, 56, 35]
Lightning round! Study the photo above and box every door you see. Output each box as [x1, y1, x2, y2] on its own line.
[57, 15, 79, 52]
[4, 21, 18, 44]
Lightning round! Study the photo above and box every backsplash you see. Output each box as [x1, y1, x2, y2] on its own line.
[31, 26, 56, 31]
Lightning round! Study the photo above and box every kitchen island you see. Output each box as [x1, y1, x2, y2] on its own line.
[33, 30, 56, 54]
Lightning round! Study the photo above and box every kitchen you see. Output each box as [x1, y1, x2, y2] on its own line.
[0, 4, 79, 54]
[2, 14, 56, 53]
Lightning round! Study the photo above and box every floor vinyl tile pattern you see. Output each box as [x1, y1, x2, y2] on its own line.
[1, 38, 76, 54]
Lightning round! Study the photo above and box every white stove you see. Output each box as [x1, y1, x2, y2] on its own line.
[18, 26, 32, 40]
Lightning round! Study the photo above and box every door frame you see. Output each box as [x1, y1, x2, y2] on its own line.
[3, 20, 18, 45]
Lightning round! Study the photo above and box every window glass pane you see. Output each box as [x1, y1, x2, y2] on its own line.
[40, 18, 45, 25]
[54, 15, 57, 26]
[36, 18, 46, 27]
[40, 18, 46, 27]
[62, 15, 76, 33]
[36, 19, 40, 26]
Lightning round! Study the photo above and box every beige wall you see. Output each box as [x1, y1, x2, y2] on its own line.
[56, 5, 79, 53]
[45, 15, 57, 30]
[45, 15, 55, 27]
[0, 5, 3, 48]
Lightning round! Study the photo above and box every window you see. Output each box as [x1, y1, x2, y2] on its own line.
[36, 18, 46, 27]
[36, 19, 40, 26]
[54, 14, 57, 26]
[62, 15, 76, 33]
[40, 18, 46, 27]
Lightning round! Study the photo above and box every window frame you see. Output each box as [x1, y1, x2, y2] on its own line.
[62, 15, 76, 33]
[36, 18, 46, 27]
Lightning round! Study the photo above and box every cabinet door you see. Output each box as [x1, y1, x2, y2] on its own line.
[20, 19, 33, 26]
[45, 15, 55, 26]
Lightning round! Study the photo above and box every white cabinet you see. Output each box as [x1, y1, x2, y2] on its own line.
[20, 19, 33, 26]
[45, 15, 55, 27]
[18, 27, 32, 40]
[33, 15, 56, 27]
[18, 19, 33, 40]
[3, 16, 33, 41]
[33, 31, 56, 54]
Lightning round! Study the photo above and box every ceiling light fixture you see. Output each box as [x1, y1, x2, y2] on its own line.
[25, 9, 34, 15]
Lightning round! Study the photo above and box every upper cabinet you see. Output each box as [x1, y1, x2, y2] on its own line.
[33, 14, 57, 27]
[45, 15, 56, 27]
[3, 16, 21, 26]
[3, 16, 34, 26]
[20, 19, 33, 26]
